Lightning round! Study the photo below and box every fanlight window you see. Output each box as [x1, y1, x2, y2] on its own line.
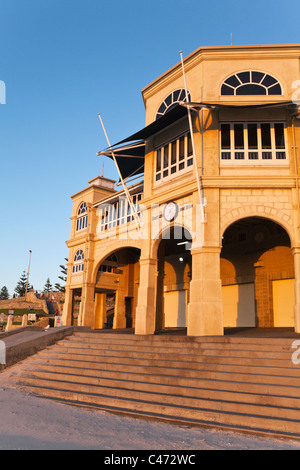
[221, 71, 282, 96]
[76, 202, 88, 231]
[72, 249, 84, 273]
[156, 89, 191, 120]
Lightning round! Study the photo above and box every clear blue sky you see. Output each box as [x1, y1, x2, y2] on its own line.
[0, 0, 300, 296]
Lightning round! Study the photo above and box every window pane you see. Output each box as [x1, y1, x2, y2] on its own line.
[221, 152, 231, 160]
[236, 84, 266, 95]
[251, 71, 264, 83]
[237, 71, 250, 84]
[276, 152, 286, 160]
[262, 152, 272, 159]
[268, 84, 282, 95]
[235, 152, 244, 160]
[179, 89, 186, 101]
[165, 95, 172, 107]
[221, 124, 231, 149]
[187, 133, 193, 156]
[247, 124, 258, 149]
[156, 148, 161, 171]
[261, 74, 277, 87]
[179, 136, 185, 160]
[225, 75, 240, 87]
[248, 152, 258, 160]
[221, 84, 234, 95]
[171, 141, 176, 164]
[158, 103, 166, 115]
[163, 145, 169, 168]
[234, 124, 244, 149]
[274, 123, 285, 149]
[173, 89, 181, 101]
[261, 123, 271, 149]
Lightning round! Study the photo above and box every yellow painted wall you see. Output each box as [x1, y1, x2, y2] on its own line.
[272, 279, 295, 327]
[222, 283, 256, 327]
[164, 290, 187, 327]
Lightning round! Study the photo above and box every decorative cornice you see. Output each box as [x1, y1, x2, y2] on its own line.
[141, 44, 300, 101]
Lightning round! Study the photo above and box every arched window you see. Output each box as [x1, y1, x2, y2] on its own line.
[72, 249, 84, 273]
[76, 202, 88, 231]
[221, 71, 282, 96]
[156, 89, 191, 120]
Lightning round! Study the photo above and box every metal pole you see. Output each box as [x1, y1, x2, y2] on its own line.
[98, 114, 142, 236]
[179, 51, 205, 223]
[25, 250, 32, 301]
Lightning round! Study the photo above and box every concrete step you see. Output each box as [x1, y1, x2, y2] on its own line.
[28, 353, 300, 387]
[54, 341, 296, 358]
[24, 361, 300, 397]
[73, 331, 295, 346]
[24, 369, 300, 409]
[22, 374, 300, 420]
[22, 381, 300, 436]
[41, 345, 298, 370]
[50, 345, 295, 364]
[31, 351, 300, 385]
[67, 332, 296, 351]
[18, 331, 300, 439]
[58, 336, 297, 358]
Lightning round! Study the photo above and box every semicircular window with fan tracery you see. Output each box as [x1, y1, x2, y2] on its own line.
[221, 71, 282, 96]
[156, 89, 191, 120]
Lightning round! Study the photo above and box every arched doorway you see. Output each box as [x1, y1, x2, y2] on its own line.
[94, 247, 141, 330]
[156, 226, 192, 331]
[221, 216, 294, 328]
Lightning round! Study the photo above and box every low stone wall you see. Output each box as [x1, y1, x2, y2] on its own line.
[0, 292, 49, 314]
[0, 326, 78, 368]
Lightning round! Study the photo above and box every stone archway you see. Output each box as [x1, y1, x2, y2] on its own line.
[94, 247, 141, 330]
[221, 216, 294, 328]
[155, 226, 192, 331]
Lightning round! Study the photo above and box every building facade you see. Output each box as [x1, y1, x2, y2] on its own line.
[62, 44, 300, 336]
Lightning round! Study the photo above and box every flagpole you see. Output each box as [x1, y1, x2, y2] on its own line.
[98, 114, 142, 236]
[179, 51, 205, 224]
[25, 250, 32, 301]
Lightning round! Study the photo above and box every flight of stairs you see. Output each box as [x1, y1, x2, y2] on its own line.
[19, 331, 300, 439]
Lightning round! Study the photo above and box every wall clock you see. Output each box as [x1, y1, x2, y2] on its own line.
[163, 202, 179, 222]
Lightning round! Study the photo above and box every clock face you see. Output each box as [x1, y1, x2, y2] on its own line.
[164, 202, 178, 222]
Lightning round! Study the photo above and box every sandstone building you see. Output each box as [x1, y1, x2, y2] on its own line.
[62, 44, 300, 336]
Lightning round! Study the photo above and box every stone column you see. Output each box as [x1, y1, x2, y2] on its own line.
[80, 282, 95, 328]
[187, 247, 223, 336]
[113, 289, 126, 329]
[78, 206, 96, 328]
[94, 293, 106, 329]
[62, 286, 73, 326]
[135, 258, 157, 335]
[293, 247, 300, 333]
